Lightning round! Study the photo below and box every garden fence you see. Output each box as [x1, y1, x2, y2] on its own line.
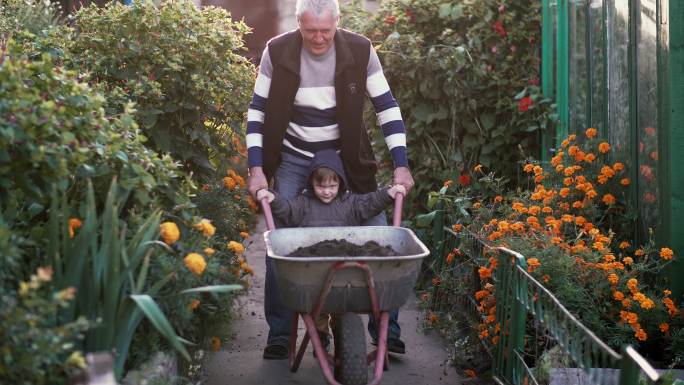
[430, 223, 662, 385]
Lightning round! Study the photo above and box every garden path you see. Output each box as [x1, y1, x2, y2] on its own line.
[201, 216, 469, 384]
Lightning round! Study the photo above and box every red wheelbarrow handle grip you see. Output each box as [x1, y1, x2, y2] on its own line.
[260, 197, 276, 231]
[393, 192, 404, 227]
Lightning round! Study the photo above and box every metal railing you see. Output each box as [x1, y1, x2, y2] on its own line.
[430, 224, 662, 385]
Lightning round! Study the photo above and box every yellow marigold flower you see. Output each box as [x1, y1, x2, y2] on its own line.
[189, 299, 200, 310]
[613, 291, 624, 301]
[227, 240, 245, 255]
[204, 247, 216, 255]
[474, 164, 483, 173]
[660, 323, 670, 333]
[602, 194, 616, 205]
[160, 222, 180, 245]
[184, 253, 207, 275]
[68, 218, 82, 239]
[239, 231, 250, 239]
[523, 163, 535, 173]
[660, 247, 674, 260]
[584, 153, 596, 163]
[598, 142, 610, 153]
[66, 351, 86, 369]
[585, 127, 597, 138]
[608, 273, 619, 285]
[623, 257, 633, 265]
[211, 336, 222, 352]
[193, 219, 216, 237]
[223, 176, 237, 189]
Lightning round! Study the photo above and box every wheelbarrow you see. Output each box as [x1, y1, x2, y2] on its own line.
[260, 194, 429, 385]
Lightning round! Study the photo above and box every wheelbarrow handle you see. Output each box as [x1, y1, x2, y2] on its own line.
[392, 192, 403, 227]
[260, 196, 276, 231]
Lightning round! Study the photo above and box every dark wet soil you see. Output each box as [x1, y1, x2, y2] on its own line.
[287, 239, 400, 257]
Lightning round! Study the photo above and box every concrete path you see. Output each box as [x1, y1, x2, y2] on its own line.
[201, 217, 465, 385]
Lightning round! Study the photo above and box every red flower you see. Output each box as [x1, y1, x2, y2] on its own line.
[458, 174, 471, 186]
[384, 15, 397, 25]
[493, 20, 507, 37]
[518, 97, 533, 112]
[404, 9, 416, 22]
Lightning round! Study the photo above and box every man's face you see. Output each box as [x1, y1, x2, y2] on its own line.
[298, 10, 338, 55]
[313, 177, 340, 204]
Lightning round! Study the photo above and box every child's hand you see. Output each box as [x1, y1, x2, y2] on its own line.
[388, 184, 407, 199]
[256, 188, 275, 203]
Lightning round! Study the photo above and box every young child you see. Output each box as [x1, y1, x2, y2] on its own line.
[255, 149, 406, 350]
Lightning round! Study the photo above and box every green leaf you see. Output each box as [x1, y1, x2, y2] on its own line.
[438, 4, 452, 18]
[415, 210, 441, 227]
[180, 285, 243, 294]
[131, 294, 191, 361]
[481, 113, 495, 130]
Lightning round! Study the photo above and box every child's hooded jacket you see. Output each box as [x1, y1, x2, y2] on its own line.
[270, 149, 393, 227]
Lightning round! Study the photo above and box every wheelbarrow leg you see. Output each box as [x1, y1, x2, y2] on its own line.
[367, 312, 390, 385]
[302, 314, 341, 385]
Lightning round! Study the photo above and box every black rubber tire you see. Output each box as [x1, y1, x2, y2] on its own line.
[333, 313, 367, 385]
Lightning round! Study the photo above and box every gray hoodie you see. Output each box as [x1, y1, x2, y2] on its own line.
[270, 149, 392, 227]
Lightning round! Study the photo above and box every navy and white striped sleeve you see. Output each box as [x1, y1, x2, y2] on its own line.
[366, 47, 408, 168]
[246, 47, 273, 168]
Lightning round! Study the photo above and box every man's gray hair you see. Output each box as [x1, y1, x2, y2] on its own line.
[295, 0, 340, 19]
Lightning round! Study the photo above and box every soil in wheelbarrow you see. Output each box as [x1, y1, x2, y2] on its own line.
[287, 239, 400, 257]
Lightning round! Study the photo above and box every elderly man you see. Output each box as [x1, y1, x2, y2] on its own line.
[246, 0, 414, 360]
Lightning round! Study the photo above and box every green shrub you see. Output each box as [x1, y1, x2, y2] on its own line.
[0, 266, 90, 385]
[342, 0, 552, 214]
[60, 0, 255, 176]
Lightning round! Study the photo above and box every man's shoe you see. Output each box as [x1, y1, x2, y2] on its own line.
[371, 337, 406, 354]
[263, 344, 288, 360]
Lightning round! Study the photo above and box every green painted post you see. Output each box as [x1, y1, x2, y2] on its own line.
[618, 346, 640, 385]
[541, 0, 554, 161]
[508, 255, 527, 384]
[664, 0, 684, 298]
[557, 0, 570, 145]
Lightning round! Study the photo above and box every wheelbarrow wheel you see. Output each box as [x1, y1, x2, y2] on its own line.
[333, 313, 367, 385]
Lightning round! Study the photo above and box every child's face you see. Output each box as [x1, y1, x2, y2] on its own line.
[313, 177, 339, 204]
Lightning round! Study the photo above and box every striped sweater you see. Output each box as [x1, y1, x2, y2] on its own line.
[246, 42, 408, 169]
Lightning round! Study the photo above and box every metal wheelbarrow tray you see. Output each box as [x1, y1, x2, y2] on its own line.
[264, 226, 430, 314]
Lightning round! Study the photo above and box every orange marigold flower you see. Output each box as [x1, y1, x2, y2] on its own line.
[534, 174, 545, 183]
[211, 336, 222, 352]
[432, 276, 441, 286]
[660, 247, 674, 260]
[645, 126, 656, 136]
[533, 165, 543, 175]
[613, 291, 625, 301]
[563, 167, 576, 176]
[613, 162, 625, 171]
[627, 278, 638, 292]
[479, 266, 492, 280]
[446, 252, 456, 264]
[640, 298, 655, 310]
[586, 190, 598, 199]
[559, 188, 570, 198]
[492, 195, 502, 203]
[555, 164, 564, 172]
[453, 223, 463, 232]
[597, 175, 609, 185]
[188, 299, 201, 310]
[664, 289, 672, 296]
[475, 290, 489, 300]
[599, 142, 611, 153]
[572, 201, 583, 209]
[562, 177, 573, 186]
[584, 153, 596, 163]
[543, 274, 550, 283]
[619, 241, 630, 249]
[526, 258, 541, 273]
[473, 202, 481, 209]
[68, 218, 82, 239]
[464, 369, 477, 378]
[650, 151, 658, 161]
[523, 163, 535, 173]
[234, 175, 246, 188]
[568, 134, 577, 141]
[634, 249, 645, 256]
[635, 328, 648, 341]
[474, 164, 484, 173]
[561, 139, 569, 148]
[620, 178, 631, 186]
[660, 323, 670, 333]
[623, 257, 633, 265]
[608, 273, 619, 285]
[585, 127, 598, 138]
[443, 179, 453, 187]
[622, 298, 632, 308]
[223, 176, 237, 189]
[240, 231, 249, 239]
[602, 194, 616, 205]
[568, 145, 579, 156]
[542, 206, 553, 213]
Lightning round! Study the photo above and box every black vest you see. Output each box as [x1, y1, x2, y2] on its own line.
[261, 29, 378, 193]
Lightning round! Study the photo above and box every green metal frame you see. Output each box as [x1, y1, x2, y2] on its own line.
[541, 0, 554, 161]
[556, 0, 570, 146]
[430, 223, 661, 385]
[664, 0, 684, 296]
